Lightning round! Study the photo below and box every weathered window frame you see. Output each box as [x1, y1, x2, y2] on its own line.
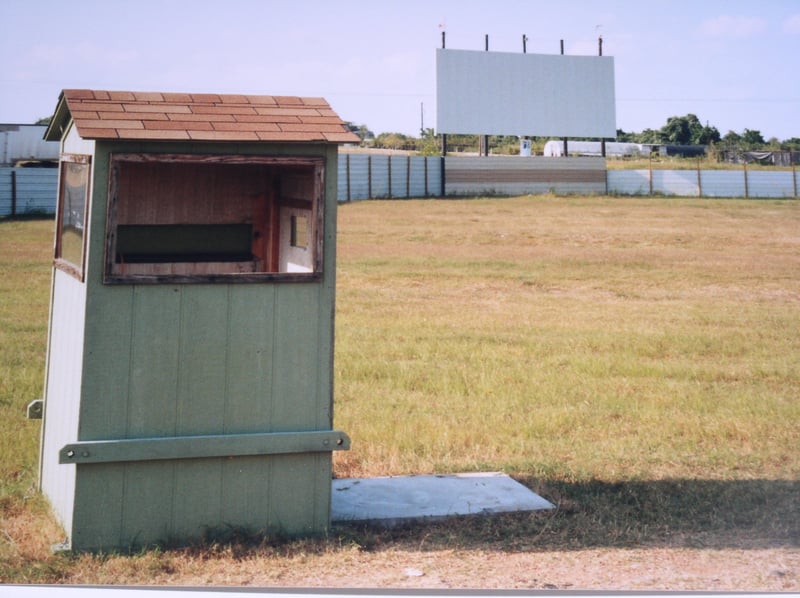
[104, 153, 325, 285]
[54, 154, 91, 281]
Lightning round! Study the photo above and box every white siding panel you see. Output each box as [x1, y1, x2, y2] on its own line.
[653, 170, 699, 197]
[408, 156, 432, 197]
[369, 155, 390, 198]
[40, 269, 87, 534]
[607, 170, 650, 195]
[701, 171, 746, 198]
[62, 123, 95, 155]
[427, 156, 443, 196]
[389, 155, 408, 198]
[747, 170, 796, 198]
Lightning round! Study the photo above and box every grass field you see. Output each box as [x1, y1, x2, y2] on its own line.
[0, 196, 798, 587]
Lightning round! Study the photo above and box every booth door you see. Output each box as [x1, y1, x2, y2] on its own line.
[279, 206, 313, 273]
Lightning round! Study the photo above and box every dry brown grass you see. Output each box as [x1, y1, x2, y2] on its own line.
[1, 198, 798, 589]
[334, 196, 800, 481]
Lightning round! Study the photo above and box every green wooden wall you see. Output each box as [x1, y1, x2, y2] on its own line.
[68, 141, 341, 550]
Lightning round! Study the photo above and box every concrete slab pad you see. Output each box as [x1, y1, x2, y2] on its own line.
[331, 471, 554, 526]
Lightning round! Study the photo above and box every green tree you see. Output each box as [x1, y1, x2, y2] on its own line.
[696, 123, 721, 145]
[781, 137, 800, 151]
[345, 122, 373, 143]
[416, 128, 441, 156]
[374, 132, 413, 150]
[659, 114, 702, 145]
[741, 128, 766, 148]
[722, 130, 742, 147]
[636, 128, 661, 144]
[616, 128, 634, 142]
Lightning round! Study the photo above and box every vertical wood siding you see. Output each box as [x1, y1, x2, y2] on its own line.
[42, 140, 340, 551]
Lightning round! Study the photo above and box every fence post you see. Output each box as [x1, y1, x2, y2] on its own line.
[697, 157, 703, 198]
[793, 162, 797, 199]
[406, 155, 411, 198]
[648, 155, 653, 196]
[424, 157, 429, 197]
[11, 169, 17, 217]
[346, 154, 351, 202]
[743, 160, 749, 198]
[387, 155, 392, 199]
[367, 155, 372, 199]
[440, 156, 446, 197]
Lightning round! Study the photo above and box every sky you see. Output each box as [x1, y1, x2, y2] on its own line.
[2, 0, 799, 141]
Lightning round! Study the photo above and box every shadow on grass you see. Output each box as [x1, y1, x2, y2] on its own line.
[335, 477, 799, 552]
[4, 478, 796, 584]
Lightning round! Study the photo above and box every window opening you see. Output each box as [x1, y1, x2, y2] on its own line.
[105, 154, 324, 284]
[290, 215, 309, 249]
[55, 154, 91, 280]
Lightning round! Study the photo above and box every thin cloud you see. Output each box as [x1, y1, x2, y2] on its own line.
[699, 15, 767, 38]
[783, 14, 800, 34]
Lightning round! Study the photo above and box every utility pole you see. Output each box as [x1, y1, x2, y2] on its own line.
[482, 34, 489, 156]
[561, 40, 567, 157]
[441, 31, 447, 157]
[599, 36, 606, 157]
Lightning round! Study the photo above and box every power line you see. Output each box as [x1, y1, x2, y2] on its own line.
[618, 98, 800, 103]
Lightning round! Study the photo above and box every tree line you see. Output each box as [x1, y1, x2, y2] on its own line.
[348, 114, 800, 154]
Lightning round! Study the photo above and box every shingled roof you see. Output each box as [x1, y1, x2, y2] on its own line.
[44, 89, 361, 144]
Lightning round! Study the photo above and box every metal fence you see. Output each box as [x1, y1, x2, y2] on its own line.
[0, 166, 59, 217]
[2, 160, 798, 217]
[337, 156, 799, 201]
[607, 167, 799, 198]
[338, 154, 443, 201]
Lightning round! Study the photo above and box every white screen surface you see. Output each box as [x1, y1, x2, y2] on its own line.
[436, 48, 616, 137]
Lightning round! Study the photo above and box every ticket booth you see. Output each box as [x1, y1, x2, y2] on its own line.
[40, 89, 359, 551]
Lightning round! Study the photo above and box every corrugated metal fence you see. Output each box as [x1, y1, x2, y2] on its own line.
[0, 167, 58, 217]
[337, 154, 443, 200]
[337, 155, 799, 201]
[2, 161, 798, 217]
[607, 168, 799, 198]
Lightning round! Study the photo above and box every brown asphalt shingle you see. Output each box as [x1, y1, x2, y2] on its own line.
[56, 89, 361, 143]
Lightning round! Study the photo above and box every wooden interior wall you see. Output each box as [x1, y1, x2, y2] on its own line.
[110, 160, 321, 277]
[115, 162, 262, 225]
